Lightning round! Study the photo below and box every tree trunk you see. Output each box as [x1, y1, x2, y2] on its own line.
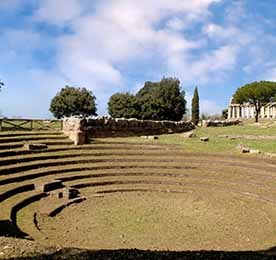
[255, 112, 259, 123]
[254, 105, 260, 123]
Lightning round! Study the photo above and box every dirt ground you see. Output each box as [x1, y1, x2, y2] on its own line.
[36, 189, 276, 252]
[2, 131, 276, 259]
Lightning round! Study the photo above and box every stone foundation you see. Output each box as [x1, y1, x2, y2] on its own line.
[63, 117, 194, 144]
[202, 119, 241, 127]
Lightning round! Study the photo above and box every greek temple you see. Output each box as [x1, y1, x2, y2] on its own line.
[228, 100, 276, 119]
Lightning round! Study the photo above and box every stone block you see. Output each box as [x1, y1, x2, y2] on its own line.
[167, 128, 173, 134]
[148, 136, 159, 140]
[200, 137, 209, 142]
[237, 144, 250, 153]
[249, 149, 261, 154]
[63, 117, 87, 145]
[58, 188, 80, 199]
[182, 131, 196, 138]
[202, 120, 209, 127]
[24, 143, 48, 150]
[36, 180, 64, 192]
[141, 136, 159, 140]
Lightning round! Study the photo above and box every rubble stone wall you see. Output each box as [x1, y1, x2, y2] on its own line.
[63, 117, 194, 144]
[202, 119, 241, 127]
[86, 117, 195, 137]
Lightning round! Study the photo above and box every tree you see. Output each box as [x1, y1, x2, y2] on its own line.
[108, 92, 140, 118]
[0, 80, 4, 91]
[136, 77, 186, 121]
[233, 81, 276, 122]
[222, 108, 228, 119]
[191, 86, 199, 125]
[49, 86, 97, 119]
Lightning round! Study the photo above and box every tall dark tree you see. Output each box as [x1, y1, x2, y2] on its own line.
[233, 81, 276, 122]
[222, 108, 228, 119]
[0, 80, 4, 91]
[49, 86, 97, 119]
[136, 81, 160, 120]
[191, 86, 199, 125]
[136, 78, 186, 121]
[108, 92, 140, 118]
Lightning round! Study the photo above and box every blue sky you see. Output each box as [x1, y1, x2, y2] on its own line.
[1, 0, 276, 118]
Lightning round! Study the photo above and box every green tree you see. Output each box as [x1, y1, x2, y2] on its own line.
[191, 86, 199, 125]
[108, 92, 140, 118]
[49, 86, 97, 119]
[0, 80, 4, 91]
[233, 81, 276, 122]
[136, 77, 186, 121]
[222, 108, 228, 119]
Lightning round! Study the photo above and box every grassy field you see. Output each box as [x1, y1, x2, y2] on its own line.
[103, 121, 276, 154]
[1, 122, 276, 258]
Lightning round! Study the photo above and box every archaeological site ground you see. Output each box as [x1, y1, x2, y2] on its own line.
[1, 119, 276, 259]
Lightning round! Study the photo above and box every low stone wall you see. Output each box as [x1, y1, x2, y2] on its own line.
[87, 117, 195, 137]
[63, 117, 194, 144]
[202, 119, 241, 127]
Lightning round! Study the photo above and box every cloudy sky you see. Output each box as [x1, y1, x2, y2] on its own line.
[0, 0, 276, 118]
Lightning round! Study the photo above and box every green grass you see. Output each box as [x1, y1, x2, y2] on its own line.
[95, 123, 276, 155]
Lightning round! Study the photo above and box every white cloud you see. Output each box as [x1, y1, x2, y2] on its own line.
[166, 18, 185, 31]
[33, 0, 83, 25]
[168, 45, 239, 84]
[49, 0, 221, 114]
[5, 0, 231, 117]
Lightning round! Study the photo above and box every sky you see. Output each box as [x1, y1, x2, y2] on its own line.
[1, 0, 276, 119]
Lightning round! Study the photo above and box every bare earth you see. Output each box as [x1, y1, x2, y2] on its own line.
[2, 132, 276, 259]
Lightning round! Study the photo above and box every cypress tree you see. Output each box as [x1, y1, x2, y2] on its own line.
[191, 86, 199, 125]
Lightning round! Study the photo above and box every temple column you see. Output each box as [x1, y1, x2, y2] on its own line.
[241, 106, 244, 118]
[235, 106, 238, 118]
[248, 106, 251, 118]
[251, 106, 255, 118]
[260, 107, 265, 118]
[229, 107, 232, 119]
[238, 106, 241, 118]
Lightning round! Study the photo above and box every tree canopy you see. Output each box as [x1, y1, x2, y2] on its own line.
[49, 86, 97, 119]
[108, 78, 186, 121]
[233, 81, 276, 122]
[108, 92, 140, 118]
[0, 80, 4, 91]
[136, 77, 186, 121]
[136, 78, 186, 121]
[191, 86, 199, 125]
